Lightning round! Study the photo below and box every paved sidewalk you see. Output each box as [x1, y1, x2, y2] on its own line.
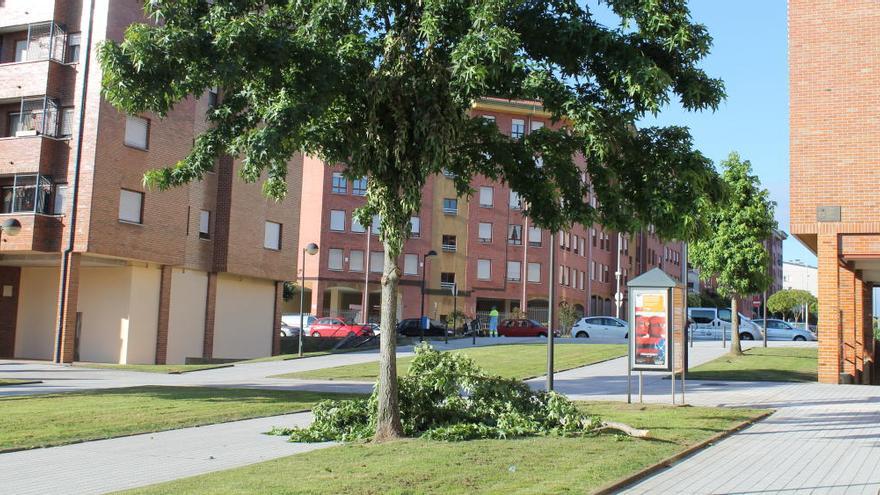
[0, 412, 329, 495]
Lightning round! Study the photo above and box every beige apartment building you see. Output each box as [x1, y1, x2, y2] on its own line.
[0, 0, 300, 364]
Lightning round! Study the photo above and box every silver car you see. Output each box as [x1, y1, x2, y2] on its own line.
[280, 313, 316, 337]
[752, 319, 817, 341]
[571, 316, 628, 339]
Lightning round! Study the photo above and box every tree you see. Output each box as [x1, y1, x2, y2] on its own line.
[767, 289, 816, 321]
[557, 301, 580, 337]
[100, 0, 725, 440]
[690, 152, 776, 355]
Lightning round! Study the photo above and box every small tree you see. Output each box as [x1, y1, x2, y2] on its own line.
[767, 289, 816, 321]
[100, 0, 725, 440]
[446, 310, 468, 333]
[690, 152, 776, 355]
[557, 301, 580, 337]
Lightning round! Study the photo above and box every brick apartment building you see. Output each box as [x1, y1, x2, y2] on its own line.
[744, 229, 788, 316]
[0, 0, 300, 364]
[296, 99, 685, 327]
[790, 0, 878, 384]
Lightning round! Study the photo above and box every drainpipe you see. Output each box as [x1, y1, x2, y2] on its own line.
[54, 0, 96, 364]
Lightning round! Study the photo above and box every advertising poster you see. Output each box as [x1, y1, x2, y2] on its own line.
[630, 288, 672, 371]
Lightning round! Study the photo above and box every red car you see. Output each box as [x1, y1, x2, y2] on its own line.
[498, 319, 550, 337]
[308, 317, 374, 338]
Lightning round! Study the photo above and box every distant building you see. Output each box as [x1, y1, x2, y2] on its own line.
[783, 260, 818, 297]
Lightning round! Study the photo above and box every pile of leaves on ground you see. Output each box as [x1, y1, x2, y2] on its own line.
[271, 343, 610, 442]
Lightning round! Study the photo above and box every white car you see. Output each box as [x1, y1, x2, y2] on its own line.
[571, 317, 628, 339]
[752, 319, 817, 341]
[688, 307, 763, 341]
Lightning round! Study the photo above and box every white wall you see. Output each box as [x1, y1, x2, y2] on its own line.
[125, 266, 160, 364]
[14, 267, 59, 360]
[213, 274, 274, 359]
[77, 266, 132, 363]
[782, 262, 818, 297]
[166, 268, 207, 364]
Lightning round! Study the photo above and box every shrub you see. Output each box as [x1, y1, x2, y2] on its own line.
[280, 343, 601, 442]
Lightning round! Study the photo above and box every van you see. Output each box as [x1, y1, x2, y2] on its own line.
[687, 307, 763, 341]
[280, 313, 317, 337]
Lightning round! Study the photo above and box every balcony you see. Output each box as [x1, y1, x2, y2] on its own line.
[0, 213, 62, 252]
[0, 173, 63, 252]
[0, 97, 69, 175]
[0, 22, 73, 101]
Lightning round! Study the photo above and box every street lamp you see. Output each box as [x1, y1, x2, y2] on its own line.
[419, 250, 438, 342]
[299, 242, 319, 357]
[0, 218, 22, 237]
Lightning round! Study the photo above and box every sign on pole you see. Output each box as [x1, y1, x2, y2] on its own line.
[629, 288, 672, 372]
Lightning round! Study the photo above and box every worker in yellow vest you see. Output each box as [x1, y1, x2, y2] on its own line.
[489, 307, 500, 337]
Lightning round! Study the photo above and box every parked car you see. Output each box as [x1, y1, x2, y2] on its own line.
[752, 319, 817, 341]
[280, 313, 316, 337]
[307, 317, 374, 338]
[497, 319, 553, 337]
[396, 318, 452, 337]
[688, 307, 763, 341]
[571, 317, 628, 339]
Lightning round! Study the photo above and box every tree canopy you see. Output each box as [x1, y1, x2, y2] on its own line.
[767, 289, 817, 320]
[100, 0, 727, 439]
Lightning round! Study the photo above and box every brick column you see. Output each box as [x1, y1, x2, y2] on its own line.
[853, 271, 866, 380]
[202, 272, 218, 359]
[272, 281, 283, 356]
[839, 264, 857, 379]
[55, 252, 82, 364]
[154, 266, 173, 365]
[817, 234, 841, 384]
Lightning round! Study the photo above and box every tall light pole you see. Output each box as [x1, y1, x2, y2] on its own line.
[615, 233, 624, 319]
[299, 243, 319, 357]
[547, 232, 556, 392]
[420, 250, 438, 342]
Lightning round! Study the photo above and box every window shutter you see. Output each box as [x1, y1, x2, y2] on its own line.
[124, 116, 149, 149]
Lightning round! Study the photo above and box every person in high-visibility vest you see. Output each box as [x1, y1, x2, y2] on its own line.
[488, 307, 500, 337]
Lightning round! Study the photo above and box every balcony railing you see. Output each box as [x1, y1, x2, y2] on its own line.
[4, 97, 65, 138]
[1, 174, 54, 215]
[0, 22, 67, 65]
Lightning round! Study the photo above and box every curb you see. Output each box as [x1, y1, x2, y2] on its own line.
[0, 380, 43, 387]
[593, 409, 775, 495]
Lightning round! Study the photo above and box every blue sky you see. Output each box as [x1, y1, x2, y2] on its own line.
[621, 1, 816, 265]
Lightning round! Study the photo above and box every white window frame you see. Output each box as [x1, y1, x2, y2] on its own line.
[527, 262, 541, 283]
[351, 216, 366, 233]
[477, 259, 491, 280]
[410, 216, 420, 238]
[369, 251, 384, 273]
[329, 209, 345, 231]
[118, 189, 143, 224]
[479, 186, 494, 207]
[403, 254, 419, 275]
[264, 221, 281, 250]
[328, 248, 344, 271]
[53, 184, 68, 215]
[124, 115, 149, 150]
[199, 209, 211, 239]
[349, 250, 364, 272]
[511, 119, 525, 139]
[528, 226, 542, 246]
[507, 261, 522, 282]
[478, 222, 492, 243]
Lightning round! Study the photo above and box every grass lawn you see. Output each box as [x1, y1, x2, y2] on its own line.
[686, 347, 817, 382]
[119, 401, 768, 495]
[0, 386, 362, 451]
[273, 343, 626, 381]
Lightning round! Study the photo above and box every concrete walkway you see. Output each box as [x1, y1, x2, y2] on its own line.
[0, 412, 330, 495]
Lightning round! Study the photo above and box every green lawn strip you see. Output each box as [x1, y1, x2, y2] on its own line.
[74, 363, 234, 374]
[0, 386, 362, 452]
[237, 351, 330, 364]
[118, 401, 767, 495]
[273, 343, 627, 381]
[686, 347, 817, 382]
[0, 379, 42, 386]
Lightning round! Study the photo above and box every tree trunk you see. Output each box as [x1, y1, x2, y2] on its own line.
[374, 245, 404, 442]
[729, 296, 743, 356]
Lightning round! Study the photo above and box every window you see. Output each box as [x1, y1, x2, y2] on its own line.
[53, 184, 68, 215]
[479, 186, 493, 207]
[603, 265, 610, 283]
[350, 250, 364, 272]
[531, 121, 544, 131]
[1, 176, 51, 214]
[573, 235, 579, 254]
[207, 87, 219, 108]
[579, 237, 585, 256]
[440, 272, 456, 290]
[403, 254, 418, 275]
[528, 226, 542, 246]
[410, 216, 420, 238]
[351, 216, 366, 233]
[590, 261, 596, 280]
[14, 40, 28, 62]
[327, 248, 344, 270]
[124, 116, 149, 149]
[477, 259, 491, 280]
[508, 224, 522, 245]
[507, 261, 522, 282]
[5, 113, 22, 137]
[442, 234, 457, 252]
[718, 309, 732, 322]
[371, 214, 382, 235]
[66, 33, 81, 63]
[478, 222, 492, 243]
[509, 191, 522, 209]
[118, 189, 144, 224]
[442, 168, 456, 178]
[198, 210, 211, 239]
[511, 119, 525, 139]
[331, 172, 346, 193]
[528, 263, 541, 283]
[352, 177, 367, 195]
[482, 115, 496, 123]
[370, 251, 384, 273]
[579, 271, 585, 290]
[443, 198, 458, 215]
[59, 108, 74, 138]
[330, 210, 345, 231]
[264, 221, 282, 249]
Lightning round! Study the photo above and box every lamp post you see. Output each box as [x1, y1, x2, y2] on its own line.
[419, 250, 438, 342]
[299, 243, 319, 357]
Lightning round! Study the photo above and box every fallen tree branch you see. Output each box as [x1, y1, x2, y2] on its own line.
[596, 421, 650, 438]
